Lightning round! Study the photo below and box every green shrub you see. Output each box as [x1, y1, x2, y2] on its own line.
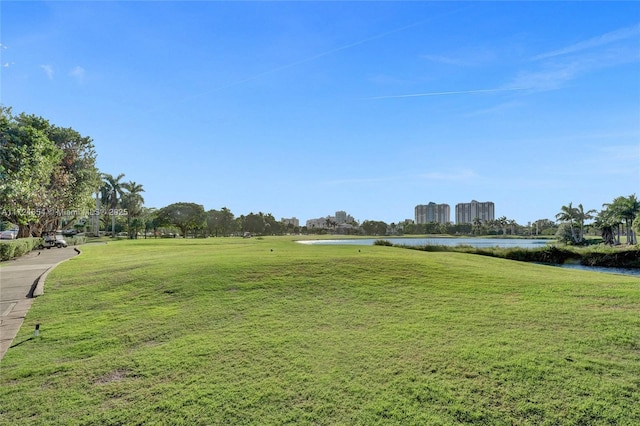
[0, 243, 16, 261]
[12, 240, 30, 257]
[373, 239, 393, 246]
[400, 242, 639, 268]
[67, 235, 86, 246]
[0, 237, 42, 261]
[580, 247, 640, 268]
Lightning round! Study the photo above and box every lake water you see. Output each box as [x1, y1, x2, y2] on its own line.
[555, 264, 640, 277]
[297, 237, 550, 249]
[297, 238, 639, 277]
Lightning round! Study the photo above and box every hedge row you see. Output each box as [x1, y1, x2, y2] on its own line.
[67, 235, 87, 246]
[0, 235, 87, 261]
[398, 243, 640, 268]
[0, 238, 43, 261]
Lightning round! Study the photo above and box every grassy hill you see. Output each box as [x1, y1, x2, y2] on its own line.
[1, 237, 639, 425]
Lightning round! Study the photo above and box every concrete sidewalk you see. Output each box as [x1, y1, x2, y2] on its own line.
[0, 246, 79, 361]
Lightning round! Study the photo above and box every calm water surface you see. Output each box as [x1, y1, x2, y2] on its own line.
[298, 238, 639, 277]
[297, 237, 550, 249]
[554, 264, 640, 277]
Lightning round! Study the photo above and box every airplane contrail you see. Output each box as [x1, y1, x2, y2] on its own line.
[362, 86, 529, 100]
[149, 4, 475, 112]
[173, 19, 428, 103]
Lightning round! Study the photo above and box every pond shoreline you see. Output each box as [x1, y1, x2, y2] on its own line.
[399, 243, 640, 271]
[299, 238, 640, 274]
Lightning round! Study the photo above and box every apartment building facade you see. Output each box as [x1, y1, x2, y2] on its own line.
[415, 202, 451, 224]
[455, 200, 495, 224]
[281, 217, 299, 227]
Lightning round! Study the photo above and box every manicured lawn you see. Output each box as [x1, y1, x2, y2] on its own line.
[1, 237, 639, 425]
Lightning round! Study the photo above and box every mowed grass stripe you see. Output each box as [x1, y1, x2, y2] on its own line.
[1, 237, 639, 425]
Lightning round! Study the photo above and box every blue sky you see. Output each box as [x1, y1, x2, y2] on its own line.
[2, 1, 639, 225]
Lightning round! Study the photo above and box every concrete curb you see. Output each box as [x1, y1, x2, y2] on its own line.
[32, 247, 81, 297]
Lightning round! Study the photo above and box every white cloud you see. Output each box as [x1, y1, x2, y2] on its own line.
[2, 43, 12, 67]
[509, 24, 640, 92]
[362, 87, 527, 100]
[531, 24, 640, 61]
[508, 63, 580, 92]
[69, 66, 85, 83]
[508, 43, 640, 93]
[40, 64, 54, 79]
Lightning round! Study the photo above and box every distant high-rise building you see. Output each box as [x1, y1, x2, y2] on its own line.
[281, 217, 299, 227]
[335, 211, 347, 224]
[455, 200, 495, 224]
[306, 217, 331, 230]
[415, 202, 450, 224]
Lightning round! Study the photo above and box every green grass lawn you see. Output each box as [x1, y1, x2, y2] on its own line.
[1, 237, 639, 425]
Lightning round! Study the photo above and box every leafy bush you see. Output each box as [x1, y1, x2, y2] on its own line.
[373, 239, 393, 246]
[0, 243, 16, 261]
[400, 242, 639, 268]
[414, 244, 460, 252]
[0, 237, 43, 261]
[67, 235, 86, 246]
[580, 248, 640, 268]
[555, 222, 575, 244]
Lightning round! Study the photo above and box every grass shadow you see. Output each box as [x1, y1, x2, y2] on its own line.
[9, 336, 34, 349]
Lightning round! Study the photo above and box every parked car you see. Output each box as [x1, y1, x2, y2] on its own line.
[0, 230, 17, 240]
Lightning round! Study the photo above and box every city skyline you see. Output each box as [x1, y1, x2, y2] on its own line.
[2, 2, 638, 225]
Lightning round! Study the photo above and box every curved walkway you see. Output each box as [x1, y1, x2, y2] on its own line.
[0, 246, 78, 361]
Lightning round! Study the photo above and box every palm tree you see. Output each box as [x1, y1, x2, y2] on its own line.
[497, 216, 508, 236]
[101, 173, 125, 237]
[556, 202, 595, 244]
[121, 181, 145, 238]
[624, 194, 639, 245]
[574, 203, 596, 243]
[595, 206, 619, 245]
[556, 202, 578, 243]
[472, 217, 482, 235]
[608, 195, 639, 245]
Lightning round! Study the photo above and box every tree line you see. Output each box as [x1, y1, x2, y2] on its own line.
[1, 107, 100, 238]
[2, 108, 637, 244]
[556, 196, 639, 245]
[0, 107, 149, 239]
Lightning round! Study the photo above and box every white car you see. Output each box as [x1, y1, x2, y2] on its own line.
[0, 230, 17, 240]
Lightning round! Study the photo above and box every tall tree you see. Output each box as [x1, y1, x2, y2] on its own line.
[472, 217, 482, 235]
[121, 181, 145, 238]
[604, 195, 639, 245]
[361, 220, 388, 236]
[633, 216, 640, 244]
[206, 208, 235, 237]
[556, 202, 578, 244]
[595, 206, 619, 245]
[574, 204, 596, 243]
[0, 108, 62, 237]
[101, 173, 126, 237]
[244, 212, 266, 235]
[0, 108, 100, 237]
[16, 112, 100, 236]
[263, 213, 281, 235]
[555, 202, 595, 244]
[157, 202, 206, 238]
[496, 216, 508, 236]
